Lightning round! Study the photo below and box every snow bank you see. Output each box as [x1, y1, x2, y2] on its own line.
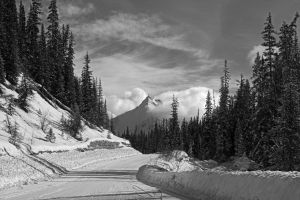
[0, 154, 55, 190]
[0, 148, 140, 191]
[39, 148, 141, 170]
[148, 150, 198, 172]
[137, 165, 300, 200]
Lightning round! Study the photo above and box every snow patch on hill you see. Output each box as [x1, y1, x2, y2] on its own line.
[0, 82, 129, 155]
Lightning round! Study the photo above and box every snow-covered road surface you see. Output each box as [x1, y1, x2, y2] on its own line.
[0, 154, 181, 200]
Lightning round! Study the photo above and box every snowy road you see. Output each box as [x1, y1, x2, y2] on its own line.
[0, 154, 181, 200]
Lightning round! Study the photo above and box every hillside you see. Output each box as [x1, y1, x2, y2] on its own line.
[0, 80, 129, 156]
[113, 96, 164, 135]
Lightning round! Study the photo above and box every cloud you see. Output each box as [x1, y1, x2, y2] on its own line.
[247, 45, 266, 64]
[107, 88, 148, 116]
[154, 87, 218, 119]
[72, 12, 224, 102]
[60, 2, 95, 18]
[73, 12, 203, 54]
[108, 86, 219, 119]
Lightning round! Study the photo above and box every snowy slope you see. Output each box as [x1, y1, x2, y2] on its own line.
[113, 96, 164, 135]
[0, 82, 130, 156]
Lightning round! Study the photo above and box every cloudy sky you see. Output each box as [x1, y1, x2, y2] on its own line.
[28, 0, 300, 116]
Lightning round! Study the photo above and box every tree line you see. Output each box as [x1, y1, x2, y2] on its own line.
[122, 13, 300, 171]
[0, 0, 110, 132]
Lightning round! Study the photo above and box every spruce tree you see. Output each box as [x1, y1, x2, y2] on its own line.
[2, 0, 19, 85]
[0, 55, 4, 84]
[103, 100, 110, 129]
[80, 52, 93, 119]
[18, 0, 26, 62]
[98, 79, 105, 126]
[47, 0, 61, 95]
[216, 60, 230, 160]
[26, 0, 41, 79]
[170, 95, 180, 149]
[39, 24, 50, 89]
[269, 15, 300, 170]
[204, 91, 212, 119]
[64, 32, 76, 107]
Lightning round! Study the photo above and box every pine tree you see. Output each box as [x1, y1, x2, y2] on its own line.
[16, 75, 33, 112]
[26, 0, 41, 79]
[204, 91, 213, 119]
[2, 0, 19, 85]
[46, 128, 56, 143]
[39, 24, 50, 89]
[80, 52, 93, 120]
[269, 15, 300, 170]
[250, 13, 279, 166]
[47, 0, 61, 95]
[170, 95, 180, 149]
[98, 79, 105, 126]
[103, 100, 109, 129]
[0, 0, 4, 56]
[216, 60, 230, 160]
[64, 32, 76, 107]
[262, 13, 277, 75]
[18, 0, 26, 62]
[74, 77, 83, 110]
[0, 55, 4, 84]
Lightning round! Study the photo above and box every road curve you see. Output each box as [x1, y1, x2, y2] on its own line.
[0, 154, 181, 200]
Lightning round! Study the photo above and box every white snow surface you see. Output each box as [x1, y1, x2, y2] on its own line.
[0, 154, 180, 200]
[138, 151, 300, 200]
[0, 83, 130, 155]
[39, 148, 141, 170]
[148, 150, 198, 172]
[0, 82, 137, 190]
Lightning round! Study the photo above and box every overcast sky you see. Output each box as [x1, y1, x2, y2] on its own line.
[23, 0, 300, 116]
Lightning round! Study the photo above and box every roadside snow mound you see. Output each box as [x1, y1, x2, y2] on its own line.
[149, 150, 198, 172]
[137, 165, 300, 200]
[0, 82, 130, 155]
[232, 155, 260, 171]
[194, 159, 219, 169]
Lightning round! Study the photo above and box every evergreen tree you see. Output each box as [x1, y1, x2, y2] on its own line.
[47, 0, 62, 95]
[204, 91, 213, 119]
[80, 52, 93, 119]
[18, 0, 26, 62]
[269, 15, 300, 170]
[250, 13, 279, 166]
[0, 0, 4, 56]
[170, 95, 180, 149]
[98, 79, 105, 126]
[64, 32, 76, 107]
[2, 0, 19, 85]
[74, 77, 83, 111]
[103, 100, 110, 129]
[26, 0, 41, 79]
[39, 24, 50, 89]
[216, 60, 230, 160]
[0, 55, 4, 84]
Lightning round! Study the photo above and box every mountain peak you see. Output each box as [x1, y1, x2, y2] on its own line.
[139, 95, 161, 109]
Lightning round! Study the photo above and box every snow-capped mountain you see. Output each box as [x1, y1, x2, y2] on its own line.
[113, 96, 165, 135]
